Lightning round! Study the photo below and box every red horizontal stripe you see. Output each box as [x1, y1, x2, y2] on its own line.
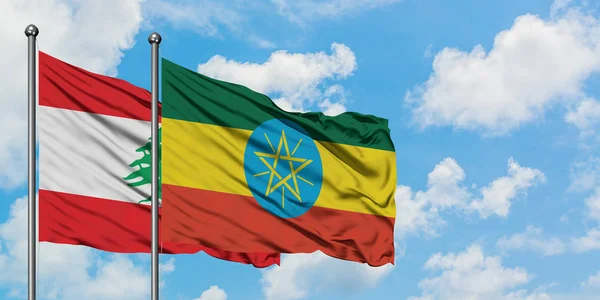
[39, 51, 162, 122]
[39, 189, 279, 268]
[162, 185, 395, 266]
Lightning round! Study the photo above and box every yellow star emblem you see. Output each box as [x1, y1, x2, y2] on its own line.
[253, 129, 314, 208]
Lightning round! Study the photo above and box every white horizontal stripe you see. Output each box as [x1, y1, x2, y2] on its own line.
[39, 106, 156, 205]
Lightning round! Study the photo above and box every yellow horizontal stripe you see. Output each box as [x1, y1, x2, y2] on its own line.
[162, 118, 396, 218]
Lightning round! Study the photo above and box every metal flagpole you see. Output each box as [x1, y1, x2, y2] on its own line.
[148, 32, 162, 300]
[25, 24, 39, 300]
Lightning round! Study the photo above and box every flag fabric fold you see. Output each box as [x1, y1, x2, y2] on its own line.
[160, 58, 397, 266]
[38, 51, 280, 268]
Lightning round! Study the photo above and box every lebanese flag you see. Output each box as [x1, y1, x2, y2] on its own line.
[38, 51, 280, 268]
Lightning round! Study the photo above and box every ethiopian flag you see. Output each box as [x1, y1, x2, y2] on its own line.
[161, 59, 397, 266]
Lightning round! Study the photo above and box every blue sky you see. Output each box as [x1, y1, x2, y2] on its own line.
[1, 0, 600, 299]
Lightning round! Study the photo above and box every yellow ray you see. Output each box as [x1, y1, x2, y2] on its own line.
[297, 175, 313, 186]
[253, 171, 270, 177]
[264, 133, 275, 153]
[290, 161, 300, 195]
[292, 139, 303, 156]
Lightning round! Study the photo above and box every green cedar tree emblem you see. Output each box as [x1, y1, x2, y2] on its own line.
[123, 127, 161, 204]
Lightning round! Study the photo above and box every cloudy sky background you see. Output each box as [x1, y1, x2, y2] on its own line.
[1, 0, 600, 299]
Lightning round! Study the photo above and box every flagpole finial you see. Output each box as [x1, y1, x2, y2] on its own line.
[24, 24, 39, 37]
[148, 32, 162, 44]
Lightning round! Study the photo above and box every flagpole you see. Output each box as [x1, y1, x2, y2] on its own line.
[25, 24, 39, 300]
[148, 32, 162, 300]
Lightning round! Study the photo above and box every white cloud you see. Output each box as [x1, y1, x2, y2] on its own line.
[570, 186, 600, 253]
[394, 158, 467, 239]
[409, 244, 545, 300]
[248, 35, 278, 49]
[406, 3, 600, 136]
[571, 228, 600, 253]
[197, 42, 357, 113]
[160, 257, 176, 273]
[496, 226, 566, 256]
[260, 251, 394, 300]
[66, 255, 150, 299]
[504, 290, 552, 300]
[560, 212, 571, 223]
[394, 185, 444, 239]
[537, 272, 600, 299]
[272, 0, 401, 25]
[424, 44, 434, 58]
[194, 285, 228, 300]
[469, 158, 546, 218]
[0, 197, 161, 299]
[569, 156, 600, 193]
[142, 0, 279, 49]
[420, 157, 471, 209]
[396, 157, 545, 238]
[318, 99, 347, 116]
[585, 188, 600, 221]
[317, 85, 348, 116]
[0, 0, 144, 189]
[143, 0, 243, 37]
[550, 0, 574, 17]
[581, 271, 600, 289]
[565, 98, 600, 137]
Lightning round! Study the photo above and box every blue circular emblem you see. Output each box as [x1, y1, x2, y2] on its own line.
[244, 119, 323, 218]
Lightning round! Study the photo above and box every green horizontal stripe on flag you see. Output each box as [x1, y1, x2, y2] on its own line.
[161, 58, 394, 152]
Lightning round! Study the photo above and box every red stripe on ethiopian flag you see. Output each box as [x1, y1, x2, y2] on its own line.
[162, 185, 395, 265]
[38, 51, 279, 267]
